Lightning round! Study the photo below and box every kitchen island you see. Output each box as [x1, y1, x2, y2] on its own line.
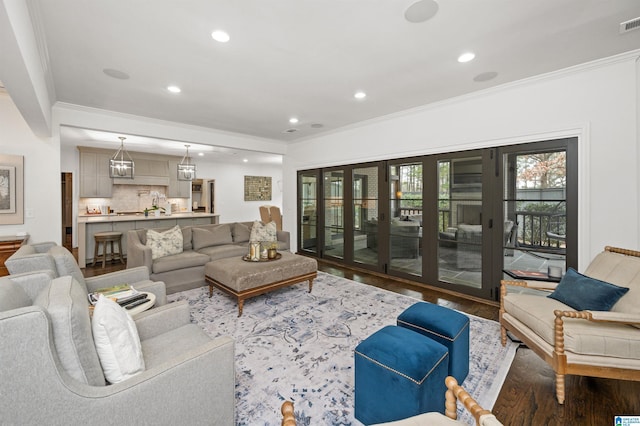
[77, 212, 219, 268]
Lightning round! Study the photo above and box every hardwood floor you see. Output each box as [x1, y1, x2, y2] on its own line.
[82, 255, 640, 425]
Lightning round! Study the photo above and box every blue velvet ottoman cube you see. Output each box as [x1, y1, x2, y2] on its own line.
[354, 325, 449, 425]
[397, 302, 470, 384]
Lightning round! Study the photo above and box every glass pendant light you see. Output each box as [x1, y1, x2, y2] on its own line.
[178, 144, 196, 181]
[109, 136, 135, 178]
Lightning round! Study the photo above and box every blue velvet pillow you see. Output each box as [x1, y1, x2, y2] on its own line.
[547, 268, 629, 311]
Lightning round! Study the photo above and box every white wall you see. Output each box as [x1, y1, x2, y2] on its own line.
[284, 52, 640, 269]
[0, 91, 61, 242]
[197, 161, 283, 224]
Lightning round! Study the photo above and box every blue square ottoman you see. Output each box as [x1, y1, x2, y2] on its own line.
[397, 302, 470, 384]
[354, 325, 449, 425]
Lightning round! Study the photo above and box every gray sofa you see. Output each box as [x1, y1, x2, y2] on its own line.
[5, 241, 167, 305]
[0, 271, 235, 424]
[127, 221, 290, 294]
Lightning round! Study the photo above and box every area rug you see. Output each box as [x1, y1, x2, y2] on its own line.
[168, 271, 518, 425]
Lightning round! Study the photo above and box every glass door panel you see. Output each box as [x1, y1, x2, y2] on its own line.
[503, 150, 567, 277]
[388, 162, 422, 277]
[323, 170, 344, 259]
[437, 157, 483, 288]
[299, 172, 318, 253]
[353, 166, 379, 267]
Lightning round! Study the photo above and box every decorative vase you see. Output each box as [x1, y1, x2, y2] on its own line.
[268, 248, 277, 259]
[154, 209, 161, 217]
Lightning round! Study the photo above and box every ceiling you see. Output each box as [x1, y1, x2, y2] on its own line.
[11, 1, 640, 150]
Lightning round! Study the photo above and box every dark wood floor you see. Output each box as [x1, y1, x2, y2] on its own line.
[83, 256, 640, 425]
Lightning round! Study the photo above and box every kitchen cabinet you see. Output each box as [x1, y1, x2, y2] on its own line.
[79, 151, 113, 197]
[167, 160, 191, 198]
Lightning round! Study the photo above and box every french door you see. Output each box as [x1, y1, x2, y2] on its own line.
[297, 138, 577, 301]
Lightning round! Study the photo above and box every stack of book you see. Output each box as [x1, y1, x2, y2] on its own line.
[88, 284, 147, 306]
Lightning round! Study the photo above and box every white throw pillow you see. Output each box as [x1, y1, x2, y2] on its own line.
[146, 225, 184, 260]
[249, 220, 277, 242]
[92, 294, 145, 384]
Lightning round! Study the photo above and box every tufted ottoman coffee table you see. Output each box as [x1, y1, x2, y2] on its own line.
[205, 251, 318, 316]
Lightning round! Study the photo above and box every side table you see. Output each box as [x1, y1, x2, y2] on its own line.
[0, 234, 29, 276]
[126, 292, 156, 317]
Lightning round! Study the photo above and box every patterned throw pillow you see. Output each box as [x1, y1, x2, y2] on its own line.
[249, 220, 277, 242]
[146, 225, 184, 260]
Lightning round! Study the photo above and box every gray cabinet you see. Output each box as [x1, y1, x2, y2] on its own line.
[79, 152, 113, 197]
[167, 160, 191, 198]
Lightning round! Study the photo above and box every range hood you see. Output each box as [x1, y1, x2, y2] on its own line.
[112, 158, 170, 186]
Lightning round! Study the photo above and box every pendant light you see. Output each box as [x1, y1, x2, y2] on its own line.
[109, 136, 135, 178]
[178, 144, 196, 181]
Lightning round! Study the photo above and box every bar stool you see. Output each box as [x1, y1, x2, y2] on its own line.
[93, 231, 125, 268]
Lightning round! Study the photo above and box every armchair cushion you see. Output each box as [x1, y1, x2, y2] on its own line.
[33, 276, 105, 386]
[92, 295, 145, 383]
[0, 281, 31, 311]
[146, 225, 184, 260]
[547, 268, 629, 311]
[504, 293, 640, 359]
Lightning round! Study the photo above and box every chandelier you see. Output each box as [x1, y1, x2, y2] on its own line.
[109, 136, 135, 179]
[177, 144, 196, 181]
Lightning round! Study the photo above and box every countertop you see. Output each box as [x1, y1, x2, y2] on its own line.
[78, 212, 219, 223]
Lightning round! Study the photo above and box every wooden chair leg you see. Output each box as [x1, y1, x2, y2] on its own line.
[92, 240, 100, 266]
[500, 326, 507, 346]
[555, 374, 565, 404]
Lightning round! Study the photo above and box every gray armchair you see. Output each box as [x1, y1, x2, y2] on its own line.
[5, 241, 167, 306]
[0, 271, 235, 424]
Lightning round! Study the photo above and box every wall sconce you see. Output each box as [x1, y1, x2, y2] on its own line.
[178, 144, 196, 181]
[109, 136, 135, 179]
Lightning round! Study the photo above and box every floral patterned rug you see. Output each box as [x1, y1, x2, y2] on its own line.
[168, 271, 518, 425]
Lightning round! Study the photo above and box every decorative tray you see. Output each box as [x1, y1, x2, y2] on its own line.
[242, 253, 282, 262]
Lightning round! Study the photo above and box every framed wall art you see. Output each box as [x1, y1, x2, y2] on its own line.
[0, 154, 24, 224]
[244, 176, 272, 201]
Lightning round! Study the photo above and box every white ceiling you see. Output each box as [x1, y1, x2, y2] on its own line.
[12, 1, 640, 152]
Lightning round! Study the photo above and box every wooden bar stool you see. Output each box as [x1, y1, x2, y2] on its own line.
[93, 231, 125, 268]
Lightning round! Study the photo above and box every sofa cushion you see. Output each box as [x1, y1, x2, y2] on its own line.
[92, 294, 145, 384]
[233, 222, 251, 243]
[249, 220, 277, 242]
[0, 280, 31, 311]
[192, 224, 233, 250]
[197, 244, 249, 261]
[504, 293, 640, 359]
[146, 225, 184, 260]
[141, 324, 212, 369]
[548, 268, 629, 311]
[34, 276, 105, 386]
[181, 226, 193, 251]
[152, 251, 210, 274]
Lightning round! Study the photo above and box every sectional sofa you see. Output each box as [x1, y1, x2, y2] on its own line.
[127, 221, 290, 294]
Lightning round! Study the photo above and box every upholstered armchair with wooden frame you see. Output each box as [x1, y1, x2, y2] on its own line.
[281, 376, 503, 426]
[500, 246, 640, 404]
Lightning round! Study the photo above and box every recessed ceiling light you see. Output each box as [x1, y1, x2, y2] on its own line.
[404, 0, 439, 23]
[289, 117, 299, 124]
[198, 152, 204, 156]
[243, 158, 248, 163]
[167, 85, 181, 93]
[354, 91, 367, 100]
[103, 68, 130, 80]
[458, 52, 476, 63]
[310, 123, 324, 129]
[211, 30, 230, 43]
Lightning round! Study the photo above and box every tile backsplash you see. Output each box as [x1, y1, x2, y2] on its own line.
[79, 185, 190, 214]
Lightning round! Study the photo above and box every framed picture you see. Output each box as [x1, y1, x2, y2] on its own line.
[244, 176, 272, 201]
[0, 165, 16, 213]
[0, 154, 24, 225]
